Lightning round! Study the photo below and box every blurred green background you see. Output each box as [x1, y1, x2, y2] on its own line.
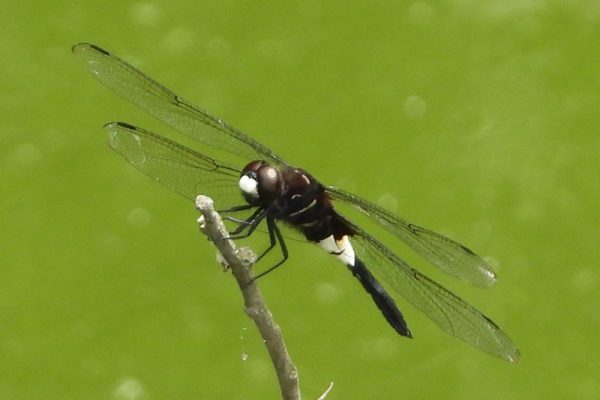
[2, 1, 599, 399]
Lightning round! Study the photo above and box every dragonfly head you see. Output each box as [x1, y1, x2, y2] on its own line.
[239, 160, 283, 206]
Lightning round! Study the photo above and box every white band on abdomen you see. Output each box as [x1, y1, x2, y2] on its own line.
[318, 235, 356, 266]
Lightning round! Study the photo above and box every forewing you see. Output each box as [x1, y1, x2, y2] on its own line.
[105, 122, 244, 210]
[73, 42, 288, 166]
[347, 221, 519, 362]
[327, 187, 497, 288]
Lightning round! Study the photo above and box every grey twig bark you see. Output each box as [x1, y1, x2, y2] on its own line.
[195, 195, 301, 400]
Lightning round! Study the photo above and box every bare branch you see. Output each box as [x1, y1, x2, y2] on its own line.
[196, 195, 301, 400]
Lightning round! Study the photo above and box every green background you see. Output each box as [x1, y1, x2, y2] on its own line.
[2, 1, 598, 399]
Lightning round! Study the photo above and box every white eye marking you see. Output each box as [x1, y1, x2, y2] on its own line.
[318, 235, 356, 266]
[239, 175, 259, 198]
[301, 174, 310, 184]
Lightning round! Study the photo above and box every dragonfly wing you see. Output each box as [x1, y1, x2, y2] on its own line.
[105, 122, 244, 210]
[346, 219, 519, 362]
[327, 186, 497, 288]
[73, 42, 288, 166]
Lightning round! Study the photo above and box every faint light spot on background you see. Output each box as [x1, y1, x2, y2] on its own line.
[571, 269, 597, 294]
[246, 358, 270, 382]
[456, 0, 546, 21]
[377, 193, 398, 213]
[575, 377, 599, 400]
[515, 201, 544, 223]
[130, 3, 161, 27]
[205, 37, 231, 59]
[162, 27, 196, 53]
[584, 1, 600, 22]
[102, 235, 126, 255]
[403, 95, 427, 119]
[182, 305, 214, 338]
[314, 282, 340, 305]
[191, 78, 226, 113]
[114, 377, 144, 400]
[360, 336, 396, 361]
[12, 143, 41, 167]
[408, 2, 434, 25]
[127, 207, 152, 228]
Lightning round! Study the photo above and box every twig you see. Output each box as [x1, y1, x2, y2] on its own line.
[195, 195, 301, 400]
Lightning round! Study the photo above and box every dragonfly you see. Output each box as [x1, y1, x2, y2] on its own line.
[73, 42, 519, 362]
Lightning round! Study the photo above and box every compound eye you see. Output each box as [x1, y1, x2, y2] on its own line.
[257, 165, 282, 203]
[241, 160, 265, 177]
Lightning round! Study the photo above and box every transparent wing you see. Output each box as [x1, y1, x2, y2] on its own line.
[346, 219, 519, 362]
[73, 42, 288, 167]
[327, 187, 497, 288]
[105, 121, 244, 210]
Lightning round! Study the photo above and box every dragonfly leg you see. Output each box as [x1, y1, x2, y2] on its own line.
[225, 207, 263, 236]
[218, 204, 254, 213]
[225, 216, 252, 225]
[227, 207, 268, 239]
[252, 216, 289, 280]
